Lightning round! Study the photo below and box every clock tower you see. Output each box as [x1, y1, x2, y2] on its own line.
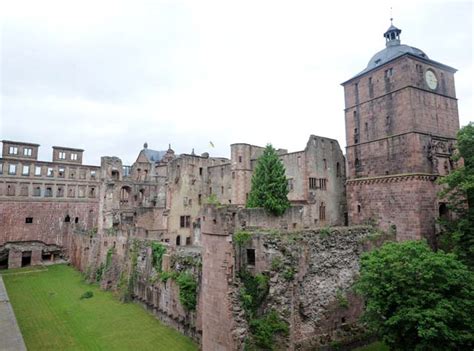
[342, 21, 460, 242]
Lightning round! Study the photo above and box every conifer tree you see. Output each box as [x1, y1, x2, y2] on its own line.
[246, 144, 290, 216]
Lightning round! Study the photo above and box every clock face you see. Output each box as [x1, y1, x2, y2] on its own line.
[425, 70, 438, 90]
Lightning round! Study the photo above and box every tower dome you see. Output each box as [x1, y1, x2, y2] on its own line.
[355, 21, 428, 77]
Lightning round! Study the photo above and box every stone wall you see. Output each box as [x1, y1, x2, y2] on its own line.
[201, 205, 386, 350]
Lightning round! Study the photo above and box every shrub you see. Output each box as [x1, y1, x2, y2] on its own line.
[249, 310, 289, 350]
[234, 230, 252, 247]
[80, 291, 94, 299]
[356, 240, 474, 350]
[176, 272, 198, 311]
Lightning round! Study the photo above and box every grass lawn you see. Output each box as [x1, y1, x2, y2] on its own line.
[2, 264, 197, 351]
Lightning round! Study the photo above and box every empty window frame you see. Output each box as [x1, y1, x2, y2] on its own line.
[58, 151, 66, 160]
[319, 178, 327, 190]
[319, 202, 326, 221]
[70, 153, 78, 161]
[180, 215, 191, 228]
[25, 217, 33, 224]
[33, 186, 41, 197]
[90, 170, 96, 179]
[23, 148, 32, 156]
[45, 187, 53, 197]
[9, 146, 18, 155]
[309, 177, 318, 190]
[54, 185, 63, 197]
[246, 249, 256, 266]
[89, 187, 96, 198]
[34, 166, 42, 176]
[8, 164, 17, 175]
[287, 178, 294, 191]
[20, 184, 28, 196]
[58, 167, 65, 178]
[78, 187, 86, 198]
[22, 165, 30, 176]
[6, 184, 15, 196]
[47, 167, 54, 177]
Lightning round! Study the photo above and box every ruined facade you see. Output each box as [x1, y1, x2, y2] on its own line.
[0, 22, 463, 350]
[343, 23, 459, 242]
[0, 140, 100, 269]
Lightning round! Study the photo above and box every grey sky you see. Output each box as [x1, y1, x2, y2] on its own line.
[1, 0, 472, 165]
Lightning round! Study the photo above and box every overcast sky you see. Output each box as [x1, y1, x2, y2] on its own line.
[0, 0, 472, 165]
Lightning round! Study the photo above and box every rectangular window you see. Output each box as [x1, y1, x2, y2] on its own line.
[198, 194, 202, 205]
[57, 186, 64, 197]
[79, 169, 86, 179]
[319, 178, 327, 190]
[58, 151, 66, 160]
[35, 166, 42, 176]
[385, 68, 393, 78]
[47, 167, 54, 177]
[33, 186, 41, 197]
[69, 168, 75, 179]
[288, 179, 294, 191]
[78, 186, 85, 198]
[71, 153, 78, 161]
[199, 167, 203, 176]
[89, 187, 96, 198]
[221, 186, 224, 195]
[9, 146, 18, 155]
[238, 156, 242, 163]
[45, 187, 53, 197]
[246, 249, 256, 266]
[309, 177, 317, 190]
[23, 148, 32, 156]
[20, 184, 28, 196]
[180, 215, 191, 228]
[0, 162, 3, 174]
[68, 186, 75, 198]
[9, 164, 17, 175]
[22, 165, 30, 176]
[90, 170, 96, 179]
[58, 167, 65, 178]
[25, 217, 33, 224]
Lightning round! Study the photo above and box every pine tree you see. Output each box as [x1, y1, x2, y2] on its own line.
[246, 144, 290, 216]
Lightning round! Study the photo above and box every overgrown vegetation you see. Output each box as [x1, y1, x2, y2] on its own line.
[175, 272, 198, 311]
[247, 310, 289, 350]
[205, 193, 221, 206]
[437, 122, 474, 269]
[246, 144, 290, 216]
[151, 242, 166, 273]
[319, 226, 331, 238]
[234, 230, 252, 247]
[335, 289, 349, 309]
[238, 269, 288, 350]
[355, 240, 474, 350]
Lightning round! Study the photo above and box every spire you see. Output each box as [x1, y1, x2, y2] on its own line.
[383, 16, 402, 47]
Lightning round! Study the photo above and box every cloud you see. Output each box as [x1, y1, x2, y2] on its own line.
[1, 0, 472, 165]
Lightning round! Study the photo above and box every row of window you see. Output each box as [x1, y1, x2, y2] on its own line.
[309, 177, 327, 190]
[58, 151, 78, 161]
[0, 163, 96, 179]
[8, 146, 33, 156]
[3, 183, 96, 198]
[24, 215, 80, 224]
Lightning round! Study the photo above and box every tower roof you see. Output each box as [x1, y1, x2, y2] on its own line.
[340, 20, 457, 84]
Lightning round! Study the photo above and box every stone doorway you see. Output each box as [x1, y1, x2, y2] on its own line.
[0, 251, 8, 270]
[21, 251, 32, 267]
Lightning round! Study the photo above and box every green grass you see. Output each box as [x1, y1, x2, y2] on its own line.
[2, 264, 197, 351]
[354, 341, 389, 351]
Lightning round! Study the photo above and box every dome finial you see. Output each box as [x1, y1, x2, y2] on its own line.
[383, 13, 401, 47]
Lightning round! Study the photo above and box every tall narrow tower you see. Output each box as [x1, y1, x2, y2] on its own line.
[342, 22, 460, 242]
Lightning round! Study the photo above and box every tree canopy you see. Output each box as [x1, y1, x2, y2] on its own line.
[438, 122, 474, 268]
[356, 240, 474, 351]
[246, 144, 290, 216]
